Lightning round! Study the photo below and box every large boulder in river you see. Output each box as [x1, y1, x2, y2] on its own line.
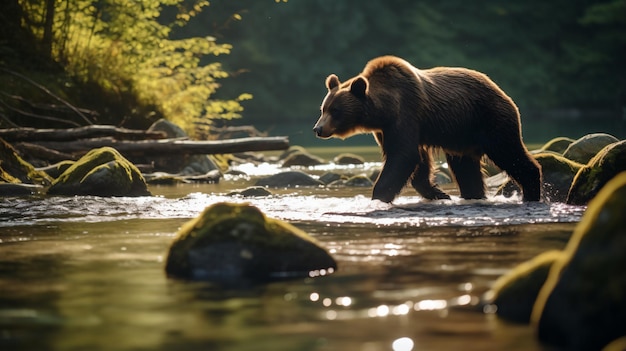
[165, 202, 337, 283]
[255, 171, 323, 188]
[531, 172, 626, 350]
[485, 250, 563, 323]
[540, 137, 575, 154]
[567, 140, 626, 205]
[47, 147, 151, 197]
[562, 133, 619, 164]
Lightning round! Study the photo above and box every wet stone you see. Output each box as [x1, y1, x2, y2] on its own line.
[255, 171, 323, 188]
[333, 153, 365, 165]
[532, 172, 626, 350]
[562, 133, 619, 164]
[47, 147, 151, 197]
[567, 140, 626, 205]
[486, 250, 562, 323]
[165, 202, 337, 283]
[540, 137, 575, 154]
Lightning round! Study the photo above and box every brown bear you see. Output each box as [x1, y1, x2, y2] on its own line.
[313, 55, 541, 203]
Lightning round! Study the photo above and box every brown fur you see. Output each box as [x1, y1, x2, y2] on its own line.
[313, 55, 542, 202]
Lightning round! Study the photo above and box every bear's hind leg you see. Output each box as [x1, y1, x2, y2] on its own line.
[485, 144, 542, 202]
[410, 148, 450, 200]
[445, 154, 486, 200]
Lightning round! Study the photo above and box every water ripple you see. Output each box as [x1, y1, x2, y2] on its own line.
[0, 192, 585, 228]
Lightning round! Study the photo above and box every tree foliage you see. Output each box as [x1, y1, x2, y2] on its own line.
[195, 0, 625, 132]
[13, 0, 250, 135]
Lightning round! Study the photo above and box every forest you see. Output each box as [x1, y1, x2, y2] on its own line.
[1, 0, 625, 142]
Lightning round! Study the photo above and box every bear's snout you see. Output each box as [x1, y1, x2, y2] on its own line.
[313, 125, 324, 137]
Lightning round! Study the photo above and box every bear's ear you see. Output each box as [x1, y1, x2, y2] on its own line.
[350, 76, 368, 99]
[326, 74, 340, 90]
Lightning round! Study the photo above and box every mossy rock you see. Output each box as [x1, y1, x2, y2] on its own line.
[165, 202, 337, 282]
[603, 337, 626, 351]
[563, 133, 619, 164]
[47, 147, 151, 197]
[0, 138, 52, 185]
[486, 250, 562, 323]
[37, 160, 75, 179]
[531, 172, 626, 350]
[567, 140, 626, 205]
[255, 171, 323, 188]
[498, 153, 583, 202]
[333, 153, 365, 165]
[144, 172, 186, 185]
[540, 137, 575, 154]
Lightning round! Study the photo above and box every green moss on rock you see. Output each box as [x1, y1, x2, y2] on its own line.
[47, 147, 151, 197]
[165, 202, 337, 282]
[567, 140, 626, 205]
[532, 172, 626, 350]
[0, 138, 52, 185]
[540, 137, 575, 154]
[563, 133, 619, 164]
[486, 250, 562, 323]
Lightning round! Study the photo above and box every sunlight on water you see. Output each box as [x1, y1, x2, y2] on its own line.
[0, 191, 585, 228]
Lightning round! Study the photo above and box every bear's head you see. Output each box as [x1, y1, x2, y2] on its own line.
[313, 74, 370, 139]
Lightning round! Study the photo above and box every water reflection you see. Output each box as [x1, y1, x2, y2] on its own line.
[392, 337, 414, 351]
[0, 178, 586, 350]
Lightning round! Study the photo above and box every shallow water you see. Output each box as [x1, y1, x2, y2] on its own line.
[0, 158, 586, 351]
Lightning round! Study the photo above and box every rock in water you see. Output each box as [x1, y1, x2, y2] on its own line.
[165, 202, 337, 283]
[485, 250, 563, 323]
[531, 172, 626, 350]
[540, 137, 575, 154]
[47, 147, 151, 197]
[567, 140, 626, 205]
[255, 171, 323, 188]
[562, 133, 619, 164]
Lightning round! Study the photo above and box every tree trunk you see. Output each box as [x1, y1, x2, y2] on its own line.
[26, 136, 290, 156]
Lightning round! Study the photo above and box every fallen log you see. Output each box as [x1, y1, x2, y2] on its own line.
[26, 136, 290, 156]
[0, 125, 167, 142]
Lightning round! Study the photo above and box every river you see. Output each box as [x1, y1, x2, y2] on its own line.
[0, 149, 586, 351]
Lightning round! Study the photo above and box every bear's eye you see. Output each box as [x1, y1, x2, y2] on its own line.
[329, 107, 341, 117]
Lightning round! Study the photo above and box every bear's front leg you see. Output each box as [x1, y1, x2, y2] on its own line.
[371, 154, 418, 203]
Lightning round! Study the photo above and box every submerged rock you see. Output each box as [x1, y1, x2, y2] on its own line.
[47, 147, 151, 197]
[562, 133, 619, 164]
[567, 140, 626, 205]
[485, 250, 562, 323]
[255, 171, 323, 188]
[165, 202, 337, 283]
[531, 172, 626, 350]
[540, 137, 575, 154]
